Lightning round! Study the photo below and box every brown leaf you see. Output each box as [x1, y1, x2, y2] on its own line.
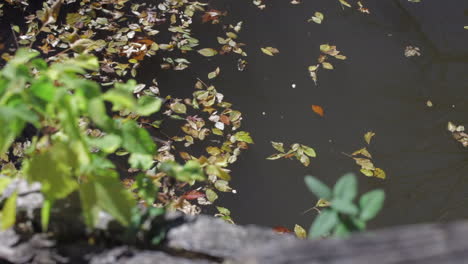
[183, 190, 205, 200]
[273, 226, 292, 234]
[311, 105, 324, 117]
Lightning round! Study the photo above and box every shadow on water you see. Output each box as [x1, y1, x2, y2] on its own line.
[139, 0, 468, 230]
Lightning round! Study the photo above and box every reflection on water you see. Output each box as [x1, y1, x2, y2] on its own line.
[140, 0, 468, 229]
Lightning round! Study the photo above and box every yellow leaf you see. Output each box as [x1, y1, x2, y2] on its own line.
[320, 44, 331, 53]
[360, 168, 374, 177]
[208, 67, 220, 79]
[294, 224, 307, 239]
[316, 198, 331, 207]
[335, 54, 347, 60]
[374, 168, 386, 179]
[352, 147, 372, 158]
[353, 157, 375, 170]
[261, 47, 279, 56]
[322, 62, 333, 70]
[339, 0, 352, 8]
[364, 131, 375, 144]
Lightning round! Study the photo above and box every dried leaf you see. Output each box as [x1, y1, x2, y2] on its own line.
[322, 62, 333, 70]
[208, 67, 220, 79]
[261, 47, 280, 56]
[294, 224, 307, 239]
[352, 147, 372, 158]
[311, 105, 324, 117]
[374, 168, 386, 179]
[339, 0, 352, 8]
[273, 226, 292, 234]
[364, 131, 375, 144]
[198, 48, 218, 57]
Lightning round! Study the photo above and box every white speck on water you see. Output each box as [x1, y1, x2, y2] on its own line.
[291, 83, 296, 88]
[452, 105, 456, 108]
[262, 112, 266, 116]
[280, 115, 284, 119]
[329, 139, 332, 143]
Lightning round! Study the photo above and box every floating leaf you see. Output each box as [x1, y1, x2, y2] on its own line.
[352, 147, 372, 158]
[364, 131, 375, 144]
[271, 141, 285, 152]
[206, 189, 218, 202]
[373, 168, 386, 179]
[183, 190, 205, 200]
[322, 62, 333, 70]
[308, 12, 324, 24]
[353, 157, 375, 171]
[198, 48, 218, 57]
[311, 105, 324, 117]
[261, 47, 280, 56]
[208, 67, 220, 79]
[339, 0, 352, 8]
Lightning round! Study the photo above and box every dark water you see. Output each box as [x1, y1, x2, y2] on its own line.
[140, 0, 468, 230]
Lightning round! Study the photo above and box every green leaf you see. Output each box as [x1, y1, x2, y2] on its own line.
[30, 77, 55, 102]
[88, 134, 122, 153]
[271, 141, 285, 152]
[359, 189, 385, 221]
[333, 173, 357, 201]
[198, 48, 218, 57]
[1, 191, 17, 230]
[206, 189, 218, 202]
[41, 199, 52, 231]
[129, 153, 154, 170]
[121, 121, 156, 155]
[333, 222, 351, 238]
[304, 175, 332, 200]
[84, 172, 135, 227]
[0, 177, 12, 194]
[331, 198, 358, 215]
[135, 96, 162, 116]
[23, 143, 78, 202]
[234, 131, 254, 143]
[214, 180, 232, 192]
[309, 209, 338, 239]
[301, 145, 317, 157]
[216, 206, 231, 216]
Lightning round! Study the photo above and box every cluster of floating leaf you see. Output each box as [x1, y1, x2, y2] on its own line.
[308, 44, 347, 85]
[267, 142, 317, 167]
[448, 122, 467, 147]
[345, 132, 386, 179]
[0, 0, 252, 219]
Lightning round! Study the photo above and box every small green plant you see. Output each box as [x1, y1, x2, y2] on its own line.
[0, 48, 193, 232]
[304, 173, 385, 239]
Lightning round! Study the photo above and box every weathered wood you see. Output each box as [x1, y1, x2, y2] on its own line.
[3, 214, 468, 263]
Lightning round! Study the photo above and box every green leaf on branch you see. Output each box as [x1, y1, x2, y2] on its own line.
[309, 209, 338, 239]
[359, 189, 385, 221]
[333, 173, 357, 201]
[304, 175, 332, 200]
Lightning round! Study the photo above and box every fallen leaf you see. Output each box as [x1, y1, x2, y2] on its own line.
[273, 226, 292, 234]
[374, 168, 386, 179]
[352, 147, 372, 158]
[294, 224, 307, 239]
[308, 12, 324, 24]
[261, 47, 280, 56]
[364, 131, 375, 144]
[322, 62, 333, 70]
[198, 48, 218, 57]
[339, 0, 352, 8]
[311, 105, 324, 117]
[208, 67, 220, 79]
[183, 190, 205, 200]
